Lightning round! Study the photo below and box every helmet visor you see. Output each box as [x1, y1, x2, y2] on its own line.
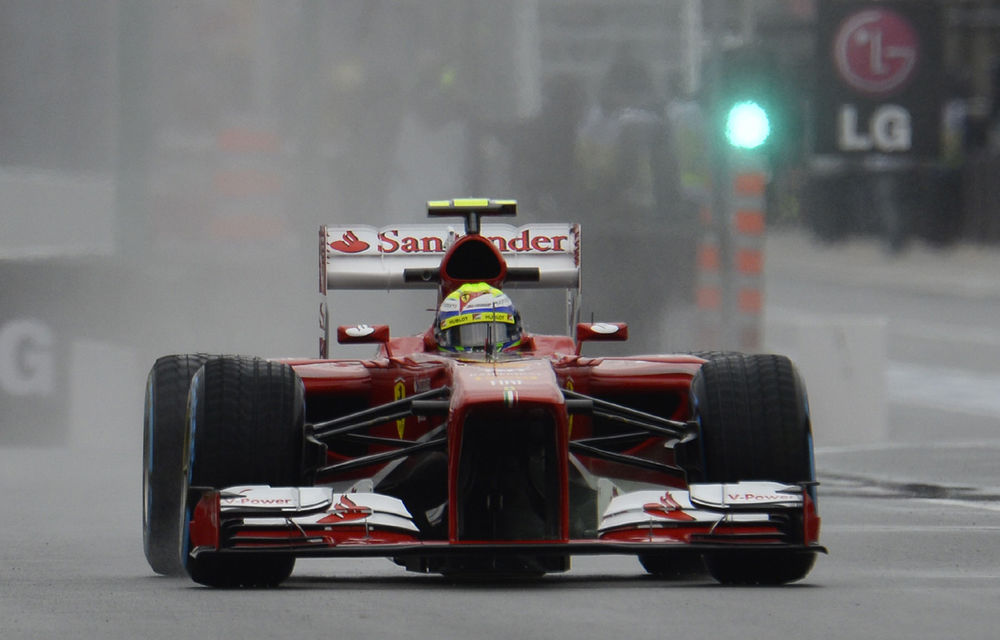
[440, 320, 520, 351]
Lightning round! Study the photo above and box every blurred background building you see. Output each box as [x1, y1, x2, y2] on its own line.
[3, 0, 1000, 444]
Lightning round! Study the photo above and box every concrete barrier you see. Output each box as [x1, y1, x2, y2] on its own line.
[764, 311, 888, 447]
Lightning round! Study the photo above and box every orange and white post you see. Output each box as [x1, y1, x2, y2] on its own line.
[694, 151, 768, 351]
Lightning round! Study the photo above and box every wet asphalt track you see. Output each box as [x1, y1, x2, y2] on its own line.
[2, 442, 998, 640]
[3, 230, 1000, 638]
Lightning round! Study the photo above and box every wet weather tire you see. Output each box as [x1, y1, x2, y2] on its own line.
[186, 553, 296, 589]
[637, 553, 707, 580]
[702, 550, 816, 586]
[183, 356, 304, 587]
[693, 354, 812, 484]
[143, 354, 213, 576]
[691, 354, 818, 585]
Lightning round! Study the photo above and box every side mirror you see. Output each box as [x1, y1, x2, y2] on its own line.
[337, 324, 391, 346]
[575, 322, 628, 355]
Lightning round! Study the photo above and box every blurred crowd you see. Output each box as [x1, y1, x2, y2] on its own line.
[507, 48, 699, 352]
[333, 45, 704, 352]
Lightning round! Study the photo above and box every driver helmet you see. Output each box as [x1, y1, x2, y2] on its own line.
[435, 283, 523, 353]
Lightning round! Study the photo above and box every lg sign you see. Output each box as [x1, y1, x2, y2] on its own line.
[0, 319, 54, 396]
[831, 7, 921, 153]
[839, 104, 911, 152]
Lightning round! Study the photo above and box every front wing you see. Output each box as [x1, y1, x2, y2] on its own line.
[188, 482, 824, 561]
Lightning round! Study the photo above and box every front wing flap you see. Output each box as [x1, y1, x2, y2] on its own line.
[598, 482, 819, 545]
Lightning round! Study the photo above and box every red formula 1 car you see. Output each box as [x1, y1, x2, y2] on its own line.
[142, 199, 823, 587]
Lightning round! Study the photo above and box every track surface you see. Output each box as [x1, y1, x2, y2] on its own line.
[2, 443, 998, 639]
[3, 230, 1000, 638]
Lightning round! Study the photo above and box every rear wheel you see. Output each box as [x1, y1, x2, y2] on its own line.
[182, 356, 305, 587]
[691, 354, 817, 585]
[143, 354, 213, 576]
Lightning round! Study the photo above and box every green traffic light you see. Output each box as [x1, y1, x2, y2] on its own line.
[725, 100, 770, 149]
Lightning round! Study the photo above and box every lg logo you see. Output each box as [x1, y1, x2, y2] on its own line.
[838, 104, 911, 152]
[833, 8, 918, 97]
[0, 319, 54, 396]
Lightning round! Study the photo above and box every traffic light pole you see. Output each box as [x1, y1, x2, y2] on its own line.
[706, 0, 736, 349]
[701, 0, 768, 351]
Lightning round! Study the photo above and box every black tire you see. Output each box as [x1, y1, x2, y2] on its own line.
[691, 354, 818, 585]
[185, 553, 296, 589]
[685, 350, 741, 361]
[638, 552, 708, 580]
[693, 354, 813, 484]
[639, 351, 744, 579]
[182, 356, 304, 588]
[674, 351, 744, 484]
[143, 354, 213, 576]
[701, 550, 816, 587]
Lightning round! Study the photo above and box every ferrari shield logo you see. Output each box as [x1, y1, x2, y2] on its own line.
[394, 379, 406, 438]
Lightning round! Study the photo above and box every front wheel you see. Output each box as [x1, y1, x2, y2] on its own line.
[143, 354, 213, 576]
[182, 356, 305, 587]
[691, 354, 818, 585]
[702, 551, 816, 586]
[637, 552, 707, 580]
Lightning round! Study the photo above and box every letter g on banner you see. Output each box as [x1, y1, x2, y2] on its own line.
[0, 319, 55, 396]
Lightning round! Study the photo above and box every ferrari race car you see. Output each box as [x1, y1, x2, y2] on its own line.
[142, 198, 823, 587]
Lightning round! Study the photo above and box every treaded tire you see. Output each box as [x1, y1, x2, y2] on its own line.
[182, 356, 304, 588]
[693, 354, 812, 483]
[637, 553, 707, 580]
[636, 351, 744, 579]
[143, 354, 213, 576]
[691, 353, 818, 585]
[686, 350, 741, 361]
[185, 553, 296, 589]
[702, 550, 816, 587]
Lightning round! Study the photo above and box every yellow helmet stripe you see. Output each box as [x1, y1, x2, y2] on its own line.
[440, 311, 514, 330]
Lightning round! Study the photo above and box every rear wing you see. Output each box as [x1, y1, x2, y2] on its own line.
[318, 213, 581, 358]
[320, 222, 580, 292]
